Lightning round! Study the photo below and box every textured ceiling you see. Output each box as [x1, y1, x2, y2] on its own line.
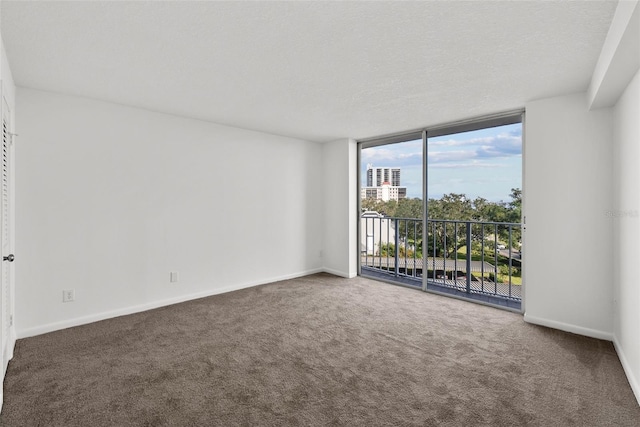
[1, 1, 618, 142]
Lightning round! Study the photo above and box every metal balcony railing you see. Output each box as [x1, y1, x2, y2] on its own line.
[361, 215, 522, 303]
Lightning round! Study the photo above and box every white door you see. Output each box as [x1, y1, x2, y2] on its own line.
[1, 93, 15, 377]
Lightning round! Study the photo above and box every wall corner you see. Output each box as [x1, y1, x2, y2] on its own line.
[322, 138, 358, 278]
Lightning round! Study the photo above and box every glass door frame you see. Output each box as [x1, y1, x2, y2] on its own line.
[357, 110, 525, 310]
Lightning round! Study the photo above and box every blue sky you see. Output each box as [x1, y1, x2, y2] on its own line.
[361, 123, 522, 202]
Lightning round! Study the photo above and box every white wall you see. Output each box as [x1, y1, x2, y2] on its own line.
[524, 92, 613, 339]
[612, 68, 640, 404]
[1, 45, 15, 110]
[15, 88, 324, 337]
[322, 138, 357, 278]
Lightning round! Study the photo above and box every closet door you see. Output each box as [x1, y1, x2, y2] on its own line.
[1, 94, 15, 377]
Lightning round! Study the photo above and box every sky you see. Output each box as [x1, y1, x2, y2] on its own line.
[360, 123, 522, 202]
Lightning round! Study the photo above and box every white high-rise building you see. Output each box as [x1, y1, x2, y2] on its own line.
[362, 165, 407, 201]
[366, 165, 401, 187]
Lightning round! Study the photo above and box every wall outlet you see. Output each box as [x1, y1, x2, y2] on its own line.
[63, 289, 75, 303]
[170, 271, 179, 283]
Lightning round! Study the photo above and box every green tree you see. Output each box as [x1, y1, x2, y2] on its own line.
[361, 197, 380, 212]
[507, 188, 522, 223]
[361, 189, 523, 258]
[426, 194, 475, 257]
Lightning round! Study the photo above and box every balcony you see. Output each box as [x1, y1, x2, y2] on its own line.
[361, 215, 522, 310]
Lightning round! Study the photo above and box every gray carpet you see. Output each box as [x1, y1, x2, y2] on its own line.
[1, 273, 638, 426]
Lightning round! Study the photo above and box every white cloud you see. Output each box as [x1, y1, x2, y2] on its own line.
[429, 161, 505, 169]
[361, 147, 423, 167]
[428, 132, 521, 163]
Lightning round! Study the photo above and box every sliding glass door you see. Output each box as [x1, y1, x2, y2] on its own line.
[358, 112, 523, 311]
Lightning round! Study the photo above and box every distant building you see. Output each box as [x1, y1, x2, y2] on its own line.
[360, 182, 407, 201]
[360, 211, 395, 255]
[362, 164, 407, 201]
[367, 165, 401, 187]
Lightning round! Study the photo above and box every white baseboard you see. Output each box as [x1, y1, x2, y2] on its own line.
[6, 327, 15, 364]
[17, 268, 324, 339]
[523, 313, 614, 341]
[1, 326, 16, 414]
[613, 335, 640, 407]
[322, 267, 356, 278]
[2, 326, 16, 374]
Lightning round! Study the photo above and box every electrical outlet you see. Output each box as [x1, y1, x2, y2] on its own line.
[170, 272, 179, 283]
[63, 289, 75, 303]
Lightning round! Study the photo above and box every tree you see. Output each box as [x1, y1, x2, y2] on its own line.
[395, 198, 423, 241]
[507, 188, 522, 223]
[361, 197, 380, 212]
[426, 194, 474, 257]
[361, 189, 523, 258]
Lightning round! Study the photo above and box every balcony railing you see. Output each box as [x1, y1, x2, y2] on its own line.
[361, 215, 522, 307]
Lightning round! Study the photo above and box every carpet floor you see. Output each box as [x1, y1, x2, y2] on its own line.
[1, 273, 638, 426]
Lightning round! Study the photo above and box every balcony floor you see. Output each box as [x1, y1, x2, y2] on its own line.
[361, 267, 522, 312]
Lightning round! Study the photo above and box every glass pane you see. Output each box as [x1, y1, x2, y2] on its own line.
[360, 138, 423, 287]
[427, 122, 522, 302]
